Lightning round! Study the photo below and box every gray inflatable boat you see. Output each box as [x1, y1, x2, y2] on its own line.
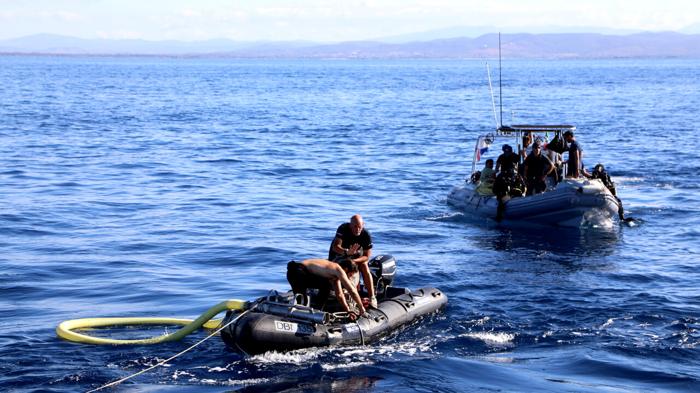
[448, 178, 621, 227]
[220, 255, 447, 355]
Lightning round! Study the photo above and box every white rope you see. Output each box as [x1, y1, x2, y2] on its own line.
[486, 62, 499, 129]
[86, 309, 249, 393]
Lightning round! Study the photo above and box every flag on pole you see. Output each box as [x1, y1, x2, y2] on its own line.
[476, 137, 489, 162]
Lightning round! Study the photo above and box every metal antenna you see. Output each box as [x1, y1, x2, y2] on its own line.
[498, 32, 503, 128]
[486, 62, 498, 129]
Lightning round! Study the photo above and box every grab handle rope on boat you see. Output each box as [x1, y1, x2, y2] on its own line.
[56, 299, 247, 345]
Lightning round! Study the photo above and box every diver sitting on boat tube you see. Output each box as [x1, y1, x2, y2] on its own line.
[475, 159, 496, 195]
[493, 167, 526, 221]
[585, 163, 629, 221]
[287, 258, 366, 320]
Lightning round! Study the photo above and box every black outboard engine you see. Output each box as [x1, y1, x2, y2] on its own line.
[368, 254, 396, 296]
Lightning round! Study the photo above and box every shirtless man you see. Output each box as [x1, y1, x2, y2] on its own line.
[287, 258, 366, 319]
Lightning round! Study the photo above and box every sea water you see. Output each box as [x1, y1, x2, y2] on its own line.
[1, 56, 699, 392]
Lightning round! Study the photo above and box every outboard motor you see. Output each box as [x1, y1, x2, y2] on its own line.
[368, 254, 396, 296]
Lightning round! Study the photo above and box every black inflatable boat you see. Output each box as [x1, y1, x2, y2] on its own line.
[220, 255, 447, 355]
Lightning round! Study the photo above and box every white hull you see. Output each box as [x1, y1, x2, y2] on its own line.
[447, 179, 620, 228]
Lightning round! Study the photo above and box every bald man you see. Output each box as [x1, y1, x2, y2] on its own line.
[328, 214, 376, 308]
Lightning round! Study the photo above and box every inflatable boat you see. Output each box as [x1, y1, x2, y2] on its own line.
[447, 125, 622, 228]
[220, 255, 447, 355]
[448, 177, 621, 227]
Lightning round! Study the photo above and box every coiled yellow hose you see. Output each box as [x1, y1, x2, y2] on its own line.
[56, 299, 247, 345]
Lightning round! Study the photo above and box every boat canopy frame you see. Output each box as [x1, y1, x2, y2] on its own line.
[470, 124, 576, 175]
[499, 125, 576, 133]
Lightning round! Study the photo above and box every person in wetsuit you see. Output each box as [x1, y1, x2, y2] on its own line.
[588, 163, 627, 220]
[492, 168, 526, 221]
[524, 142, 554, 195]
[287, 258, 366, 319]
[328, 214, 376, 308]
[496, 144, 519, 174]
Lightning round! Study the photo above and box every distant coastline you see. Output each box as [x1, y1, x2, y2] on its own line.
[2, 32, 700, 59]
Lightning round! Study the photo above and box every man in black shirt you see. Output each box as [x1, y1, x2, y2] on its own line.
[524, 142, 554, 195]
[564, 131, 583, 178]
[496, 144, 520, 174]
[328, 214, 376, 307]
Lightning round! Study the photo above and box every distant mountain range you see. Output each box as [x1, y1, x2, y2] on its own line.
[371, 25, 648, 43]
[1, 32, 699, 58]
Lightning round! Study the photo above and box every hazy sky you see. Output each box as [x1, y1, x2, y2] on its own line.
[1, 0, 698, 41]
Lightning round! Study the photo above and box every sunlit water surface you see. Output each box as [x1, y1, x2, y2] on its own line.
[1, 56, 699, 392]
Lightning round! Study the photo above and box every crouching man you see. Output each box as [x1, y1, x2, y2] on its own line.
[287, 258, 366, 320]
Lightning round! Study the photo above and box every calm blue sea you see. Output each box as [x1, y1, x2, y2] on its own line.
[1, 55, 699, 392]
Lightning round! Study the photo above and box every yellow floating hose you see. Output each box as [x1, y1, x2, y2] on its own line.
[56, 299, 247, 345]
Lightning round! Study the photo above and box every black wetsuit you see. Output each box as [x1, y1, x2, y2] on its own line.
[328, 223, 373, 261]
[591, 170, 616, 196]
[592, 169, 625, 219]
[496, 152, 520, 173]
[524, 153, 553, 195]
[286, 261, 332, 306]
[493, 170, 526, 221]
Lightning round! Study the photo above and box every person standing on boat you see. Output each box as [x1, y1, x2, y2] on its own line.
[496, 144, 519, 174]
[287, 258, 366, 319]
[544, 147, 563, 186]
[524, 142, 554, 195]
[328, 214, 376, 308]
[564, 131, 583, 178]
[519, 132, 533, 175]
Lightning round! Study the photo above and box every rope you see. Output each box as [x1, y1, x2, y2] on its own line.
[86, 309, 251, 393]
[57, 299, 247, 345]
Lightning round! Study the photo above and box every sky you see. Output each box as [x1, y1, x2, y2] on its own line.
[1, 0, 698, 42]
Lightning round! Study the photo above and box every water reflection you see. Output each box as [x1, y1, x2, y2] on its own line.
[230, 375, 379, 393]
[475, 225, 621, 257]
